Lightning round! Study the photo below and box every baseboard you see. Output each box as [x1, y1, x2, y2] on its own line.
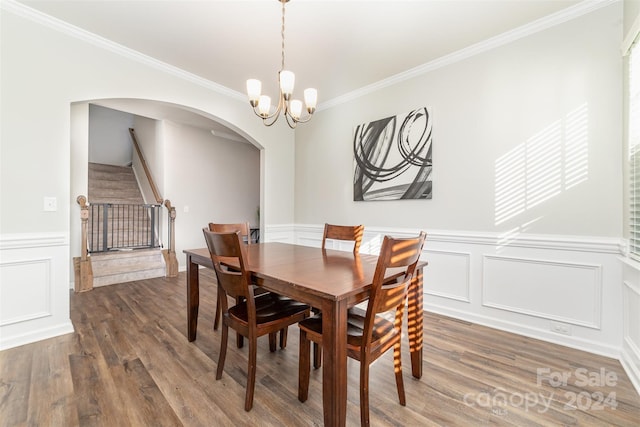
[424, 303, 620, 359]
[0, 321, 74, 351]
[620, 346, 640, 396]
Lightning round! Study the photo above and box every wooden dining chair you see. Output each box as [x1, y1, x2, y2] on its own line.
[209, 222, 253, 332]
[203, 229, 310, 411]
[208, 222, 289, 349]
[313, 223, 365, 368]
[298, 231, 427, 426]
[322, 223, 364, 254]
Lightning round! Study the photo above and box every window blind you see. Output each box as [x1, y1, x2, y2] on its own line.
[629, 42, 640, 258]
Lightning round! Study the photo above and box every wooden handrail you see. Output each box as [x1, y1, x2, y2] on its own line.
[129, 128, 163, 204]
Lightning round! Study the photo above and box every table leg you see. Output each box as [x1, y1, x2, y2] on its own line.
[322, 299, 348, 427]
[407, 266, 424, 378]
[187, 254, 200, 342]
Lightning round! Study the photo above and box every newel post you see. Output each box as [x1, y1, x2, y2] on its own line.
[163, 199, 179, 277]
[73, 195, 94, 292]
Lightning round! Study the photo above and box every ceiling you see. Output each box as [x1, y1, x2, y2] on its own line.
[17, 0, 584, 136]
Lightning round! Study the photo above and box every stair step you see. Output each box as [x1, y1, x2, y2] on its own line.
[93, 268, 167, 287]
[90, 249, 166, 286]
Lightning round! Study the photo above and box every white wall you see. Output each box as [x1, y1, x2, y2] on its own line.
[620, 0, 640, 398]
[163, 121, 260, 268]
[0, 3, 294, 349]
[293, 4, 627, 360]
[88, 104, 134, 166]
[296, 4, 622, 238]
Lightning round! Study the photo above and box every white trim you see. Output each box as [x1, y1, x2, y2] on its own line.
[1, 0, 616, 112]
[482, 254, 603, 329]
[422, 249, 471, 303]
[0, 322, 74, 351]
[424, 303, 620, 359]
[0, 0, 245, 102]
[292, 224, 622, 254]
[621, 343, 640, 396]
[0, 232, 68, 250]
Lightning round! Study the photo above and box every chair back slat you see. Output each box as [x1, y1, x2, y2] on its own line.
[203, 229, 252, 301]
[209, 222, 253, 244]
[322, 223, 364, 254]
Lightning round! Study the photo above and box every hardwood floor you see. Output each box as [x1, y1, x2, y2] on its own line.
[1, 270, 639, 426]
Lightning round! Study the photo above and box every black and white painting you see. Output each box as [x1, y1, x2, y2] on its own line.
[353, 107, 432, 201]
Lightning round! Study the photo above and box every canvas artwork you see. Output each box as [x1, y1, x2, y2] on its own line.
[353, 107, 433, 201]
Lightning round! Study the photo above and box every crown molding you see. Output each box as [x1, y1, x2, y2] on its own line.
[319, 0, 618, 111]
[2, 0, 618, 112]
[0, 0, 246, 103]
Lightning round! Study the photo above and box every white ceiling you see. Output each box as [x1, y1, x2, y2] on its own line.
[17, 0, 585, 136]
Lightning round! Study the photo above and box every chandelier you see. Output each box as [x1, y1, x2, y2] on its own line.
[246, 0, 317, 129]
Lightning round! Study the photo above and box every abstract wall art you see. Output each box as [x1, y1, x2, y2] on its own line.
[353, 107, 433, 201]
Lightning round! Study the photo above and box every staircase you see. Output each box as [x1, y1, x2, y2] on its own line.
[88, 162, 166, 287]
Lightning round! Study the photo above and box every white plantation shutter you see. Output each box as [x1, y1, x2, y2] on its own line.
[630, 41, 640, 258]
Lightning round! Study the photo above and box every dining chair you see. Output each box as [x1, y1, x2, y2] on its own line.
[203, 229, 310, 411]
[208, 222, 290, 349]
[298, 231, 427, 427]
[322, 223, 365, 254]
[208, 222, 253, 332]
[312, 223, 365, 368]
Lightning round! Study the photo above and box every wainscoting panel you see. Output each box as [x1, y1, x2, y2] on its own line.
[622, 259, 640, 395]
[0, 258, 51, 326]
[423, 249, 471, 303]
[482, 255, 602, 329]
[0, 233, 73, 350]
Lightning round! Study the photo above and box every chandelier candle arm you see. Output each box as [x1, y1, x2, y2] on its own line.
[245, 0, 317, 129]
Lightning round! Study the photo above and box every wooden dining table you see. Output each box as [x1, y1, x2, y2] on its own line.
[184, 242, 426, 427]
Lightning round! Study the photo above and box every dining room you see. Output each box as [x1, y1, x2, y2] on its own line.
[1, 0, 640, 426]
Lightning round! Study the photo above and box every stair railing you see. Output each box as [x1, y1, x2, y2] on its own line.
[88, 202, 162, 252]
[129, 127, 178, 276]
[129, 128, 162, 204]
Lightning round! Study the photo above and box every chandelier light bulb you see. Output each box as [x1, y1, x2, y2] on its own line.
[290, 100, 302, 120]
[304, 88, 318, 112]
[247, 79, 262, 106]
[258, 95, 271, 117]
[279, 70, 295, 99]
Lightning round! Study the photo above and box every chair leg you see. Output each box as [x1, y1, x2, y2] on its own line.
[269, 332, 277, 352]
[280, 327, 288, 349]
[245, 336, 257, 411]
[235, 296, 244, 348]
[360, 359, 370, 427]
[313, 342, 322, 369]
[394, 341, 406, 406]
[213, 291, 221, 330]
[216, 324, 229, 380]
[298, 329, 310, 402]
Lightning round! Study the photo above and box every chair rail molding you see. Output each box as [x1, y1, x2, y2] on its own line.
[285, 224, 624, 360]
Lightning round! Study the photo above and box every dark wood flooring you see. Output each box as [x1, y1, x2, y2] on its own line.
[1, 270, 639, 426]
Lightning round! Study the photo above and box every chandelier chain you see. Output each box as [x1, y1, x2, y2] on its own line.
[281, 0, 286, 71]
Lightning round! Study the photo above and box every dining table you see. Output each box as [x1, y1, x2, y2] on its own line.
[183, 242, 426, 427]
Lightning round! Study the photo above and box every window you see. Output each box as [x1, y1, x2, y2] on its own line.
[629, 41, 640, 258]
